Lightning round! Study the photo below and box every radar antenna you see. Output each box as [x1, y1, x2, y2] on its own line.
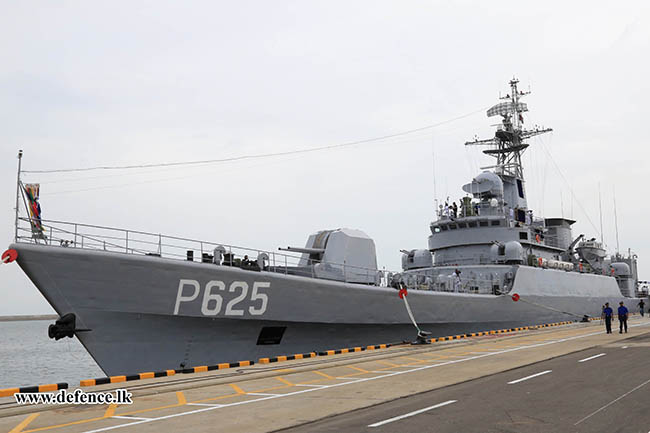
[465, 78, 552, 179]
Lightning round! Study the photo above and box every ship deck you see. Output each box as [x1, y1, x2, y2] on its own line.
[2, 316, 650, 433]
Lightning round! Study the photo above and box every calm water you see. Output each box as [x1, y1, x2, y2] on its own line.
[0, 320, 103, 388]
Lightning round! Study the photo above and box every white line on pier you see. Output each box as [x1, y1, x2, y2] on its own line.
[294, 384, 326, 388]
[186, 403, 224, 407]
[507, 370, 552, 384]
[575, 377, 650, 425]
[578, 353, 606, 363]
[111, 416, 152, 421]
[247, 393, 280, 397]
[78, 322, 650, 433]
[368, 400, 457, 427]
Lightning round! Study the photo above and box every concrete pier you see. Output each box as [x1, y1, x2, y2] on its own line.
[2, 316, 649, 433]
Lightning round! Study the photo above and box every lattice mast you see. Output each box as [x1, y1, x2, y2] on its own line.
[465, 78, 552, 180]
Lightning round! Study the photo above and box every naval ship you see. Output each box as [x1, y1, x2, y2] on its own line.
[5, 79, 644, 376]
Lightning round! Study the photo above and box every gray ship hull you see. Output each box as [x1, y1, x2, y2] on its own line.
[12, 243, 631, 376]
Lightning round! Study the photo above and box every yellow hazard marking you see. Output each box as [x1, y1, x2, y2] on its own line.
[0, 388, 20, 397]
[400, 356, 428, 363]
[346, 365, 369, 373]
[313, 370, 335, 379]
[229, 383, 246, 394]
[375, 360, 400, 367]
[38, 384, 58, 392]
[176, 391, 186, 405]
[276, 377, 293, 386]
[275, 368, 295, 373]
[104, 403, 117, 418]
[9, 413, 39, 433]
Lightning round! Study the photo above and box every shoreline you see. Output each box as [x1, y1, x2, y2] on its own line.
[0, 314, 58, 322]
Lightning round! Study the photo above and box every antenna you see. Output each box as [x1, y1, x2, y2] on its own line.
[432, 139, 437, 209]
[598, 183, 604, 244]
[464, 78, 552, 180]
[15, 150, 23, 243]
[613, 185, 620, 253]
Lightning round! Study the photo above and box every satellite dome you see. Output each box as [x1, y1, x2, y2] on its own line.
[462, 171, 504, 197]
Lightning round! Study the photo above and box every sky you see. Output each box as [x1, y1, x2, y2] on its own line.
[1, 1, 649, 314]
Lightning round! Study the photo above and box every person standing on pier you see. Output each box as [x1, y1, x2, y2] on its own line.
[603, 303, 613, 334]
[618, 302, 629, 333]
[638, 299, 645, 317]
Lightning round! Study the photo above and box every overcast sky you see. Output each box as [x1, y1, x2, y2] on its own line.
[1, 1, 649, 314]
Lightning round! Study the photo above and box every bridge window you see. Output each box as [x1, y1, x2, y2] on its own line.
[516, 179, 525, 198]
[519, 232, 528, 240]
[491, 220, 501, 226]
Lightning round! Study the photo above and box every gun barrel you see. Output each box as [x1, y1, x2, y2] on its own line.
[279, 247, 325, 255]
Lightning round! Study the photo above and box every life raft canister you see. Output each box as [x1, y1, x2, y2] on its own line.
[1, 249, 17, 264]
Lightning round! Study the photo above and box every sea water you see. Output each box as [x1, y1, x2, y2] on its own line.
[0, 320, 103, 389]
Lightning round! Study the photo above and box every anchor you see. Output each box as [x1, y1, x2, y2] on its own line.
[48, 313, 91, 340]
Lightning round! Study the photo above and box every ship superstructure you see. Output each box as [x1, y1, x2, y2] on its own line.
[5, 79, 644, 376]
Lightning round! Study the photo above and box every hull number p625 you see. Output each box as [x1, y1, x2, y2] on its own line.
[174, 279, 269, 316]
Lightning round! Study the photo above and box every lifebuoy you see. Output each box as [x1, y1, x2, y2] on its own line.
[537, 257, 543, 267]
[535, 234, 541, 243]
[2, 249, 18, 264]
[512, 293, 520, 302]
[579, 263, 583, 272]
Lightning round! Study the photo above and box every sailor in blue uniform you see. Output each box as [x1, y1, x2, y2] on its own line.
[618, 302, 628, 333]
[603, 303, 613, 334]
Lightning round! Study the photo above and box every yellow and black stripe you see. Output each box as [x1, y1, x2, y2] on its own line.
[259, 352, 317, 364]
[80, 361, 255, 386]
[180, 360, 254, 374]
[0, 383, 68, 397]
[318, 344, 389, 356]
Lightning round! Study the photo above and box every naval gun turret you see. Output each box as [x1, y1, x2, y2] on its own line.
[281, 228, 378, 284]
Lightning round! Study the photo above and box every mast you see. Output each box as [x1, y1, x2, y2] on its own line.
[464, 78, 552, 180]
[598, 183, 604, 244]
[14, 150, 23, 243]
[613, 185, 620, 253]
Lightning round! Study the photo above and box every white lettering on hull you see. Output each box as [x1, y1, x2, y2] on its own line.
[174, 280, 270, 317]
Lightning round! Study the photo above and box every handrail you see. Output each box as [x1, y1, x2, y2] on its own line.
[15, 217, 387, 275]
[14, 217, 512, 295]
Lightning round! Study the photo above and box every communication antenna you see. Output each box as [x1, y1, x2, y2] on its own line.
[432, 139, 438, 209]
[15, 150, 23, 243]
[598, 183, 604, 244]
[613, 185, 620, 253]
[464, 78, 552, 180]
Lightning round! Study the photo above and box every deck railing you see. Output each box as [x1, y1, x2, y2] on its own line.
[15, 217, 391, 285]
[15, 217, 507, 295]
